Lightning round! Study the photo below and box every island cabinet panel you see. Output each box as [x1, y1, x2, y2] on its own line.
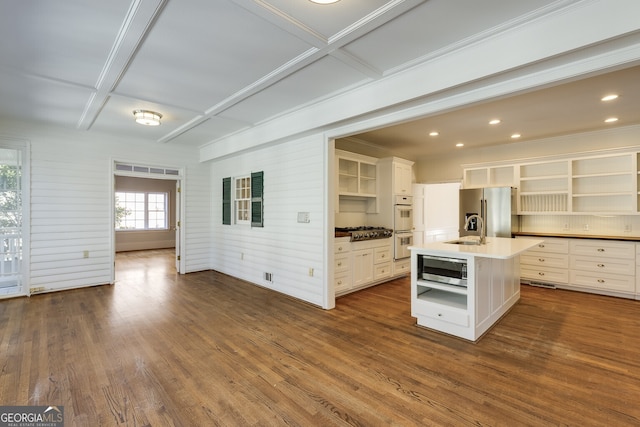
[410, 244, 529, 342]
[636, 244, 640, 300]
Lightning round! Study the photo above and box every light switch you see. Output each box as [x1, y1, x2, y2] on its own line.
[297, 212, 310, 223]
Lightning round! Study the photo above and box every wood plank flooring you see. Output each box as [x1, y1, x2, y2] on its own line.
[1, 248, 639, 426]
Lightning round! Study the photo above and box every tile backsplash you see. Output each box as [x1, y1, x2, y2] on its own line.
[520, 215, 640, 237]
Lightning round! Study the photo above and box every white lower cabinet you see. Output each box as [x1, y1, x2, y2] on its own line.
[411, 253, 520, 342]
[518, 237, 569, 286]
[334, 238, 402, 296]
[518, 236, 637, 298]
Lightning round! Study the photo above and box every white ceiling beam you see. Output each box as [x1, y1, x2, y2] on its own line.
[158, 0, 426, 144]
[76, 0, 167, 131]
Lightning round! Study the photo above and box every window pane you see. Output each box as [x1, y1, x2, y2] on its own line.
[115, 191, 169, 230]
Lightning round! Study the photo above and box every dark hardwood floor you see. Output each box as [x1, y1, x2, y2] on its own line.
[1, 248, 639, 426]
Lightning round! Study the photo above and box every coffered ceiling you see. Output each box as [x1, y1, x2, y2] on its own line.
[0, 0, 637, 157]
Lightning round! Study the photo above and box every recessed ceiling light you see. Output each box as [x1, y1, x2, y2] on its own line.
[511, 133, 521, 139]
[489, 119, 501, 125]
[601, 94, 619, 102]
[429, 131, 439, 136]
[309, 0, 340, 3]
[456, 143, 464, 147]
[605, 117, 619, 123]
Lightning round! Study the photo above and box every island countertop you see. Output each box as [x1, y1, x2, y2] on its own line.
[409, 236, 544, 259]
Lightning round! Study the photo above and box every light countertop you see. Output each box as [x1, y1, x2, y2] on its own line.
[409, 236, 544, 259]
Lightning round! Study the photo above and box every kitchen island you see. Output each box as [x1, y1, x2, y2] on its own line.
[410, 236, 543, 341]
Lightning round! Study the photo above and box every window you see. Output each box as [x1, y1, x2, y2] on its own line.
[222, 171, 263, 227]
[115, 191, 168, 230]
[235, 176, 251, 224]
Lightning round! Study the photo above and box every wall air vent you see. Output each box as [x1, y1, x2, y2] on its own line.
[115, 162, 181, 178]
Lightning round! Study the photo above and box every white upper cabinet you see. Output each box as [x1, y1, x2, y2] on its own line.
[463, 149, 640, 215]
[393, 161, 413, 196]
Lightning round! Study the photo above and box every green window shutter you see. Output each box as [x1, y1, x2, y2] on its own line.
[222, 177, 231, 225]
[251, 171, 263, 227]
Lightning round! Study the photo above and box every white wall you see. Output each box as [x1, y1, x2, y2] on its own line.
[210, 135, 329, 308]
[0, 120, 209, 294]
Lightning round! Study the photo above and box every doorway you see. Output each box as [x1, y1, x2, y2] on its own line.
[112, 161, 183, 283]
[0, 145, 26, 297]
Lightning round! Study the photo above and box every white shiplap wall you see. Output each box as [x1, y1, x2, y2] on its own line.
[15, 123, 210, 293]
[210, 134, 328, 307]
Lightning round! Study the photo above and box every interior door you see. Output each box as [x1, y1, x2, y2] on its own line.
[175, 180, 181, 273]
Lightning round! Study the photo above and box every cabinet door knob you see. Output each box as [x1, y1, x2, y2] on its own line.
[337, 262, 342, 267]
[437, 313, 443, 317]
[597, 248, 605, 252]
[338, 246, 342, 251]
[538, 272, 545, 276]
[597, 279, 605, 283]
[597, 264, 605, 268]
[539, 258, 545, 262]
[337, 280, 342, 285]
[538, 244, 545, 248]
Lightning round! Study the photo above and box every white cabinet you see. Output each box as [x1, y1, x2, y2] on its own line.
[334, 238, 393, 296]
[353, 248, 374, 287]
[335, 150, 378, 213]
[463, 165, 515, 189]
[571, 153, 636, 214]
[334, 238, 352, 294]
[568, 239, 635, 295]
[519, 236, 636, 298]
[636, 244, 640, 301]
[518, 160, 569, 214]
[518, 237, 569, 286]
[464, 148, 640, 215]
[394, 162, 413, 195]
[411, 252, 520, 342]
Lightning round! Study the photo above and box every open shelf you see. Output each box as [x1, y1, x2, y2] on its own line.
[417, 288, 467, 310]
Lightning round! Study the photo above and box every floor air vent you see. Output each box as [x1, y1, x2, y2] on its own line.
[528, 281, 556, 289]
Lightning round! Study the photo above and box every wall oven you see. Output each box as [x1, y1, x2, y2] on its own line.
[393, 196, 413, 231]
[418, 255, 468, 287]
[394, 232, 413, 260]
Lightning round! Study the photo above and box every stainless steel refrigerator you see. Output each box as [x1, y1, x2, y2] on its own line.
[459, 187, 519, 238]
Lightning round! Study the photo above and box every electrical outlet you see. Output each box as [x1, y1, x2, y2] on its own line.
[240, 252, 244, 260]
[264, 272, 273, 282]
[83, 250, 89, 258]
[308, 268, 314, 277]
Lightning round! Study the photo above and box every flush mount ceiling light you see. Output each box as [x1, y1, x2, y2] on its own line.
[511, 133, 521, 139]
[601, 94, 619, 101]
[489, 119, 501, 125]
[605, 117, 619, 123]
[309, 0, 340, 3]
[429, 131, 439, 136]
[133, 109, 162, 126]
[456, 143, 464, 147]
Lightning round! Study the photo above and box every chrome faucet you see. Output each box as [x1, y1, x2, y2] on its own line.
[464, 214, 485, 244]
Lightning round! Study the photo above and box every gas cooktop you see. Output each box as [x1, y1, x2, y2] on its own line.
[335, 226, 393, 241]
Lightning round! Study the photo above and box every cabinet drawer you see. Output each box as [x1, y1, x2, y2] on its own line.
[570, 256, 634, 276]
[521, 253, 569, 269]
[334, 241, 351, 254]
[569, 270, 635, 293]
[374, 247, 391, 264]
[334, 254, 350, 273]
[394, 259, 410, 276]
[335, 273, 351, 293]
[521, 266, 569, 284]
[417, 302, 469, 327]
[374, 262, 392, 280]
[528, 238, 569, 254]
[569, 240, 634, 259]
